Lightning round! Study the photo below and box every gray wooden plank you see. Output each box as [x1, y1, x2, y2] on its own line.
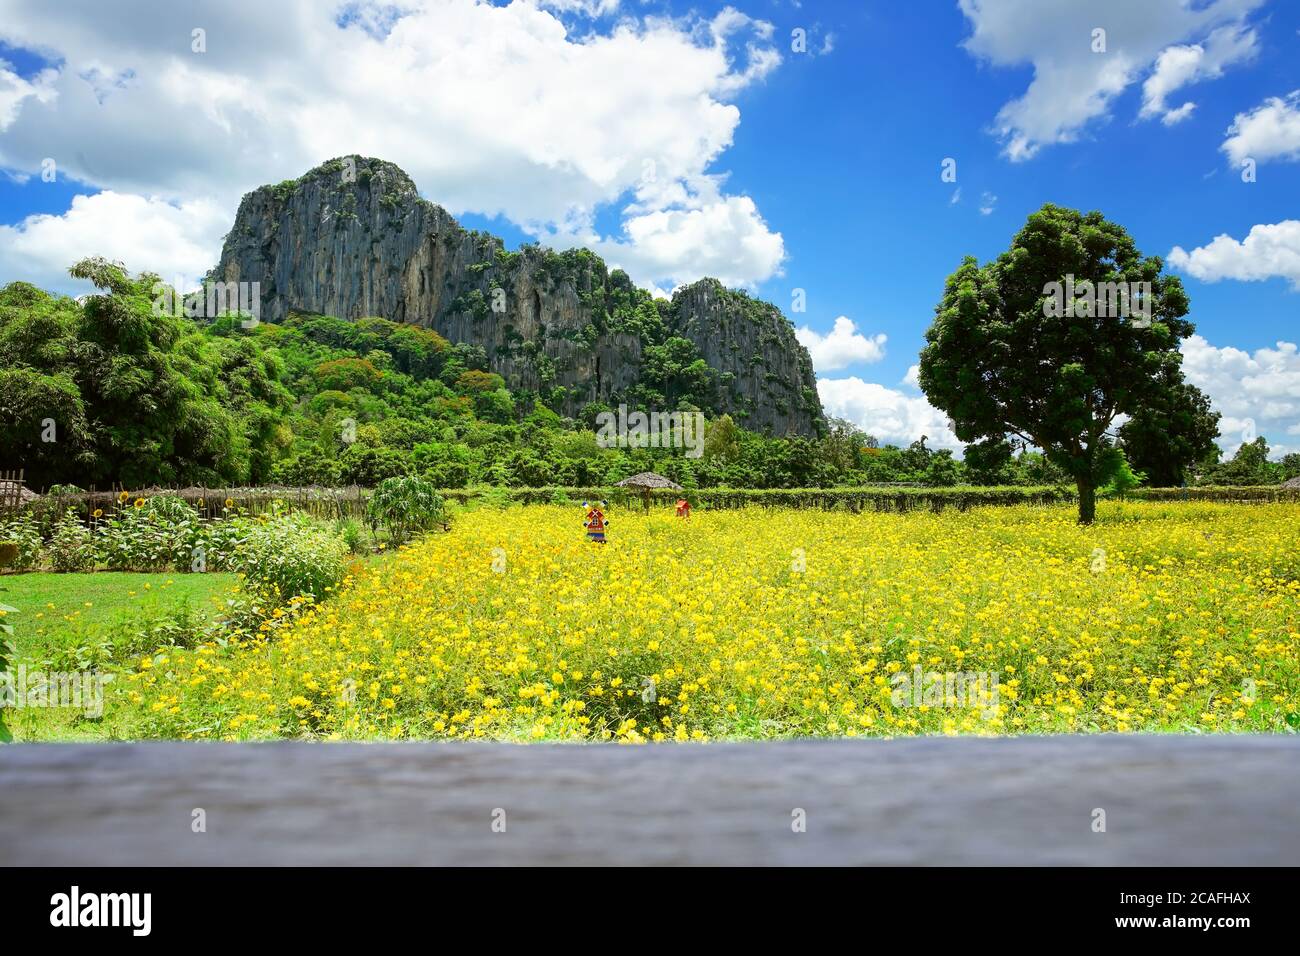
[1, 735, 1297, 865]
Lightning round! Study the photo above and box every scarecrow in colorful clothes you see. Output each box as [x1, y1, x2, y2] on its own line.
[675, 498, 691, 519]
[582, 500, 609, 544]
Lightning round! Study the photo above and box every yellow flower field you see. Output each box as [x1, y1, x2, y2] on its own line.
[129, 502, 1300, 741]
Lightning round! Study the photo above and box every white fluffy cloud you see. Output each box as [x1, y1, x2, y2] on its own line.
[818, 333, 1300, 458]
[1168, 220, 1300, 288]
[0, 191, 230, 293]
[0, 0, 785, 293]
[0, 59, 57, 130]
[558, 193, 785, 292]
[1181, 334, 1300, 456]
[795, 317, 886, 372]
[1221, 90, 1300, 166]
[537, 0, 620, 16]
[1160, 101, 1197, 125]
[1140, 24, 1257, 126]
[816, 377, 960, 449]
[958, 0, 1264, 161]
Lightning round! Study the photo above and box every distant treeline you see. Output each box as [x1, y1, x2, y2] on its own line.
[20, 484, 1300, 522]
[3, 259, 1298, 496]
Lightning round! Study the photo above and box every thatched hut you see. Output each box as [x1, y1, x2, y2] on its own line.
[0, 478, 37, 513]
[616, 472, 683, 511]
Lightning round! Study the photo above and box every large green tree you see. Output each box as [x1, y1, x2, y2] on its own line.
[1203, 436, 1275, 485]
[962, 437, 1016, 485]
[0, 259, 295, 489]
[919, 204, 1195, 523]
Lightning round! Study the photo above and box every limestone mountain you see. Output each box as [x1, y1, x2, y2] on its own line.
[210, 156, 823, 435]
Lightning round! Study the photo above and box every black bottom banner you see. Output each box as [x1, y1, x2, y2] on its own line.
[5, 866, 1287, 941]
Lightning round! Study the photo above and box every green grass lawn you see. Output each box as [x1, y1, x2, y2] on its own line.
[0, 554, 393, 741]
[1, 571, 238, 741]
[1, 571, 238, 662]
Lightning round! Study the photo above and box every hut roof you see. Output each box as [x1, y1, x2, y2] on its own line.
[0, 480, 38, 506]
[1283, 475, 1300, 489]
[616, 472, 683, 490]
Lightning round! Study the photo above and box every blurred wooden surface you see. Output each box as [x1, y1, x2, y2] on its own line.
[2, 736, 1297, 866]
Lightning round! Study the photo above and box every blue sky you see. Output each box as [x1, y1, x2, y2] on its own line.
[1, 0, 1298, 453]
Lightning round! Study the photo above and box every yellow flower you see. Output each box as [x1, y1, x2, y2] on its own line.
[122, 502, 1300, 743]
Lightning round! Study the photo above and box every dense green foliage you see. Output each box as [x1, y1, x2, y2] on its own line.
[221, 512, 347, 604]
[0, 260, 292, 489]
[1198, 436, 1300, 486]
[0, 261, 1065, 492]
[0, 495, 347, 588]
[1117, 373, 1221, 487]
[0, 252, 1287, 496]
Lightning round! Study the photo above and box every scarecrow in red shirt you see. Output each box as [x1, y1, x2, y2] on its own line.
[675, 498, 691, 519]
[582, 500, 609, 544]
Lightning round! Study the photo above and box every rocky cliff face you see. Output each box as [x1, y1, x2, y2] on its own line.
[210, 156, 823, 435]
[668, 279, 819, 436]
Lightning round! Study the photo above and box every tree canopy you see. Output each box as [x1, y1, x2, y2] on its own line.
[918, 203, 1212, 522]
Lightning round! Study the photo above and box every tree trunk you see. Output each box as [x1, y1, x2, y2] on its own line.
[1076, 478, 1096, 525]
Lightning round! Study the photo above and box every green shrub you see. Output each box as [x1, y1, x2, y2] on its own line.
[1100, 455, 1146, 498]
[206, 516, 344, 644]
[335, 517, 367, 555]
[0, 514, 42, 571]
[225, 513, 347, 602]
[366, 476, 446, 544]
[44, 633, 114, 673]
[436, 485, 1074, 511]
[90, 495, 203, 571]
[47, 509, 97, 572]
[101, 602, 211, 664]
[141, 495, 200, 525]
[186, 520, 238, 572]
[96, 505, 179, 572]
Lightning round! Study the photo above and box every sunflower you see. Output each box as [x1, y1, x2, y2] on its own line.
[134, 498, 145, 509]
